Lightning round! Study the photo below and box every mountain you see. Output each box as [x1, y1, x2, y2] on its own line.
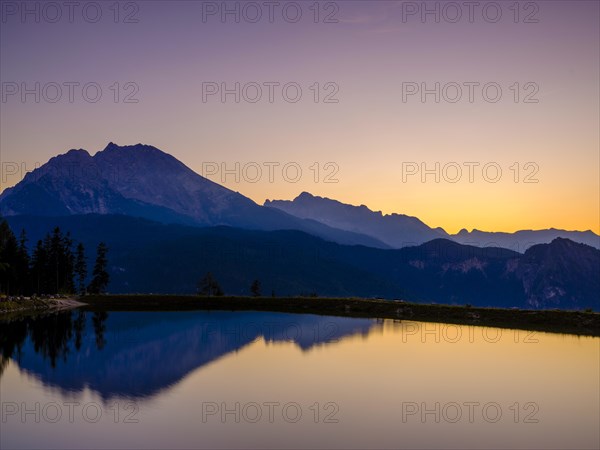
[1, 143, 597, 310]
[6, 143, 595, 251]
[516, 238, 600, 309]
[0, 143, 387, 248]
[451, 228, 600, 252]
[6, 215, 599, 310]
[265, 192, 600, 251]
[5, 214, 400, 298]
[265, 192, 448, 247]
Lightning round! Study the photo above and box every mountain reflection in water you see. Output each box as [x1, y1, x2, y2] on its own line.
[1, 310, 379, 400]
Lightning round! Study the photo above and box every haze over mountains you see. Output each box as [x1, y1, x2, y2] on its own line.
[266, 192, 448, 247]
[266, 192, 600, 251]
[1, 143, 598, 310]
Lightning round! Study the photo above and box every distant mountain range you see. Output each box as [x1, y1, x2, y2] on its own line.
[266, 192, 447, 247]
[1, 143, 598, 310]
[2, 143, 597, 251]
[266, 192, 600, 251]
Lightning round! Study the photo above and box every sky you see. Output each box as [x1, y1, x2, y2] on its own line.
[0, 0, 598, 234]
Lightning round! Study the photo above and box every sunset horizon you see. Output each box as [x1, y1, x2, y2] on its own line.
[1, 2, 598, 450]
[2, 139, 599, 235]
[2, 1, 599, 235]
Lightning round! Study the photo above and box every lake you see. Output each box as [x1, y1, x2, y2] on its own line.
[1, 310, 598, 449]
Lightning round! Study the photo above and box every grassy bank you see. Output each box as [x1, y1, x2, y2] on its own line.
[81, 294, 600, 337]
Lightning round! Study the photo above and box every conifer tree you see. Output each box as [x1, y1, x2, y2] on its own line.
[74, 243, 87, 295]
[88, 243, 109, 294]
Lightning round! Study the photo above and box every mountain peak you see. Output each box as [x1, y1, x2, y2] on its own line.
[53, 149, 93, 165]
[522, 237, 598, 263]
[45, 148, 92, 167]
[101, 142, 160, 154]
[548, 236, 588, 250]
[65, 148, 91, 157]
[95, 143, 180, 171]
[296, 191, 316, 200]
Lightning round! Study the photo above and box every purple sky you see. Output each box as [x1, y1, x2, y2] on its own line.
[1, 0, 598, 232]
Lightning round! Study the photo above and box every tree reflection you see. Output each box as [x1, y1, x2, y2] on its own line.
[0, 310, 108, 373]
[0, 317, 27, 365]
[92, 311, 108, 350]
[29, 312, 74, 368]
[74, 311, 86, 351]
[0, 355, 9, 377]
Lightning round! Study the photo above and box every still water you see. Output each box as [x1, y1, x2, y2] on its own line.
[1, 310, 598, 449]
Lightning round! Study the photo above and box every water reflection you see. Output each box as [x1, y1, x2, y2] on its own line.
[1, 310, 378, 400]
[1, 312, 598, 449]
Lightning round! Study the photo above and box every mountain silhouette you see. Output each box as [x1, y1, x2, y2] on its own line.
[265, 192, 600, 250]
[0, 143, 387, 248]
[2, 143, 598, 310]
[265, 192, 447, 247]
[516, 238, 600, 309]
[6, 215, 599, 310]
[3, 143, 596, 250]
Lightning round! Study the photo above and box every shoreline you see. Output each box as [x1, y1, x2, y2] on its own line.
[0, 296, 86, 318]
[1, 294, 598, 336]
[78, 294, 600, 337]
